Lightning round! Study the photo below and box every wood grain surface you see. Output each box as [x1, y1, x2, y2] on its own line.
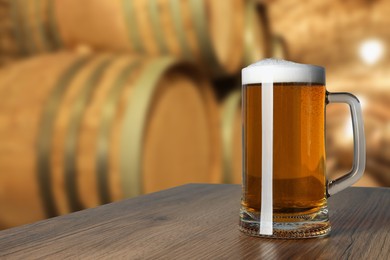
[0, 184, 389, 259]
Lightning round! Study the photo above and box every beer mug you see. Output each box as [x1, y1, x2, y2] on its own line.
[239, 59, 366, 239]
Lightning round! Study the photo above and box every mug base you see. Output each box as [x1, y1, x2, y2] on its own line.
[239, 206, 331, 239]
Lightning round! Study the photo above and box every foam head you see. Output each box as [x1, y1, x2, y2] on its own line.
[242, 58, 325, 85]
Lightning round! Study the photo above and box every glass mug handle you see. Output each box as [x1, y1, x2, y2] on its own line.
[326, 92, 366, 196]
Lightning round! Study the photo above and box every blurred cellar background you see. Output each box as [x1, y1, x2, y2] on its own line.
[0, 0, 388, 229]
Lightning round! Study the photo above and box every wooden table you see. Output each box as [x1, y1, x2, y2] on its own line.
[0, 184, 389, 259]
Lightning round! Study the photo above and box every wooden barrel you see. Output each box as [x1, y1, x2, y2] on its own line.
[0, 52, 221, 229]
[2, 0, 257, 75]
[13, 0, 43, 54]
[362, 92, 390, 186]
[16, 0, 61, 54]
[0, 0, 61, 65]
[221, 89, 242, 184]
[0, 0, 20, 65]
[242, 1, 270, 66]
[0, 53, 82, 229]
[52, 0, 245, 77]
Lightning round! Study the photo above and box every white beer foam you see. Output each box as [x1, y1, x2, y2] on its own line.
[242, 58, 325, 85]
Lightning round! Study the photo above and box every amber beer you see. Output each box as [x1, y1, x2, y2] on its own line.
[242, 83, 327, 215]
